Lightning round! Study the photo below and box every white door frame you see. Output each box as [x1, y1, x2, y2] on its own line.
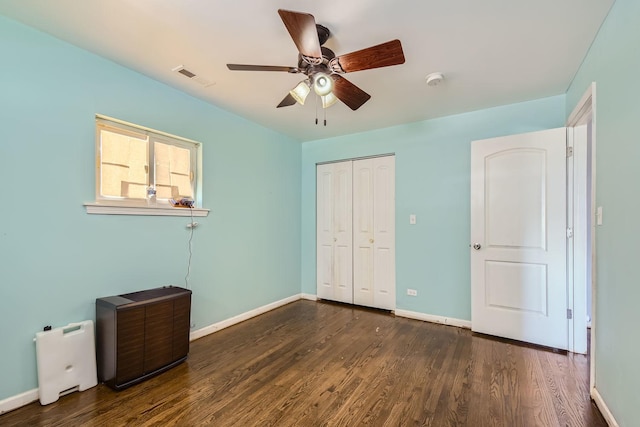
[566, 83, 596, 390]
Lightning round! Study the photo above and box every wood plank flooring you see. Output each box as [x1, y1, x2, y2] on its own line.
[2, 300, 606, 426]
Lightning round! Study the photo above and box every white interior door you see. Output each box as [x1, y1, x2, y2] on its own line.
[353, 156, 396, 310]
[316, 161, 353, 303]
[471, 128, 568, 349]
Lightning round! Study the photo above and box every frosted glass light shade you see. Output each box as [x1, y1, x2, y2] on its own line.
[321, 92, 339, 109]
[290, 81, 310, 105]
[313, 73, 334, 96]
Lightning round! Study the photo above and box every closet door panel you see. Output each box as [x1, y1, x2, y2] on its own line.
[316, 164, 335, 300]
[353, 159, 375, 307]
[373, 156, 396, 310]
[316, 161, 353, 303]
[333, 161, 353, 303]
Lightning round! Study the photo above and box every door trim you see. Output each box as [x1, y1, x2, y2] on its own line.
[566, 82, 596, 391]
[316, 152, 395, 166]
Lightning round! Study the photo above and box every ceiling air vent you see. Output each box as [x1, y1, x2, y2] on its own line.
[177, 68, 196, 78]
[172, 65, 215, 87]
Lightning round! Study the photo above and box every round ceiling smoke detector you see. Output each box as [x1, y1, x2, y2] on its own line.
[425, 72, 444, 87]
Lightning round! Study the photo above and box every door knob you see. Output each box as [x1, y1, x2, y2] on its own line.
[472, 243, 481, 250]
[334, 237, 337, 242]
[369, 238, 374, 244]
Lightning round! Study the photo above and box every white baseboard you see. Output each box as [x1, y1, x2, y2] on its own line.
[0, 388, 38, 415]
[190, 294, 301, 341]
[395, 309, 472, 329]
[591, 387, 619, 427]
[300, 293, 318, 301]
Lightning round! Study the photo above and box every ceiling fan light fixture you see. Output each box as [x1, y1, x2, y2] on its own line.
[227, 10, 404, 113]
[313, 72, 334, 96]
[290, 80, 311, 105]
[321, 92, 339, 109]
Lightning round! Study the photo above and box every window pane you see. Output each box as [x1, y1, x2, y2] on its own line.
[95, 116, 200, 208]
[154, 141, 193, 199]
[100, 128, 148, 198]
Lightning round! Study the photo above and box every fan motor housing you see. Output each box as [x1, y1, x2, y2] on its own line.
[298, 46, 335, 73]
[316, 24, 330, 46]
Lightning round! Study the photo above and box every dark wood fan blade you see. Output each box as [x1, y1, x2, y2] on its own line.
[227, 64, 299, 73]
[331, 75, 371, 111]
[278, 9, 322, 59]
[334, 39, 405, 73]
[277, 93, 297, 108]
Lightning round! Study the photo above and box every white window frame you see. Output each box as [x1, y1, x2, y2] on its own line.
[85, 115, 208, 217]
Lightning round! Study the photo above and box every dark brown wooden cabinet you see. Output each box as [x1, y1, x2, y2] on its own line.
[96, 286, 192, 390]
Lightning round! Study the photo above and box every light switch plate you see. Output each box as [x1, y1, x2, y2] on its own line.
[409, 214, 416, 225]
[596, 206, 603, 225]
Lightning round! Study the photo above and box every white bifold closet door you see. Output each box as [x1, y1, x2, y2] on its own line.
[317, 160, 353, 303]
[316, 156, 396, 310]
[352, 157, 396, 310]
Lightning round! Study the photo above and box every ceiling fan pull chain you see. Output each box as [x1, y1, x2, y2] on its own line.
[315, 95, 318, 125]
[324, 105, 327, 126]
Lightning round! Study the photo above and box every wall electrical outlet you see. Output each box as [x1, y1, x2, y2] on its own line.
[407, 289, 417, 296]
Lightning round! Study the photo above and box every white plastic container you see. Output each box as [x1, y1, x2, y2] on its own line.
[34, 320, 98, 405]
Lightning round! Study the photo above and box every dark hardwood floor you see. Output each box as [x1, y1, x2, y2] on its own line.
[2, 300, 606, 426]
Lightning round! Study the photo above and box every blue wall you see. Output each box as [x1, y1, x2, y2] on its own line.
[566, 0, 640, 424]
[5, 4, 635, 423]
[301, 96, 566, 319]
[0, 16, 301, 400]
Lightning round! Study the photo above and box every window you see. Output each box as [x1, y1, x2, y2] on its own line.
[86, 115, 207, 216]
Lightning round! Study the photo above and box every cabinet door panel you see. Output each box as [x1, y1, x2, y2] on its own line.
[116, 308, 145, 384]
[173, 296, 191, 359]
[144, 301, 174, 373]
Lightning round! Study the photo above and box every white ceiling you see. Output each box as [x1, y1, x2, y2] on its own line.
[0, 0, 614, 142]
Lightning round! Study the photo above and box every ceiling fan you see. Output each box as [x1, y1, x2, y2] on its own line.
[227, 9, 406, 112]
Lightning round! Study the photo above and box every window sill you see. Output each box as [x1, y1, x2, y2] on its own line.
[84, 203, 209, 217]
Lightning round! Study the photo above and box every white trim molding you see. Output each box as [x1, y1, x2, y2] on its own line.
[592, 387, 619, 427]
[85, 203, 209, 217]
[190, 294, 301, 341]
[395, 309, 472, 329]
[301, 293, 318, 301]
[567, 83, 594, 127]
[0, 388, 38, 415]
[566, 81, 597, 390]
